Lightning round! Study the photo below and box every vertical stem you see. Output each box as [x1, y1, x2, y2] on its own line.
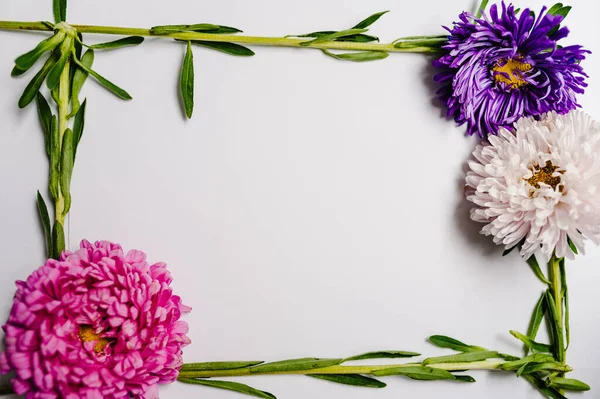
[55, 60, 71, 226]
[548, 254, 565, 370]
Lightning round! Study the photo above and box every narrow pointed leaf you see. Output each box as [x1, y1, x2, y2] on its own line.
[423, 351, 499, 365]
[525, 292, 547, 354]
[177, 378, 276, 399]
[322, 50, 388, 62]
[453, 375, 476, 383]
[509, 331, 552, 353]
[151, 24, 221, 35]
[11, 66, 27, 76]
[72, 99, 86, 160]
[53, 0, 67, 23]
[309, 374, 386, 388]
[552, 6, 571, 18]
[18, 54, 59, 108]
[37, 191, 52, 259]
[47, 37, 73, 90]
[500, 354, 555, 371]
[60, 129, 74, 216]
[48, 116, 60, 200]
[336, 34, 379, 43]
[524, 374, 568, 399]
[181, 361, 264, 371]
[560, 260, 570, 349]
[428, 335, 486, 352]
[186, 40, 255, 57]
[52, 221, 65, 260]
[373, 366, 456, 380]
[352, 11, 389, 29]
[476, 0, 491, 18]
[526, 255, 551, 285]
[88, 36, 144, 50]
[547, 3, 564, 15]
[250, 358, 342, 373]
[343, 351, 420, 362]
[300, 29, 369, 46]
[181, 41, 194, 119]
[70, 49, 94, 116]
[36, 93, 53, 157]
[548, 377, 591, 391]
[517, 361, 570, 376]
[72, 53, 132, 100]
[15, 32, 65, 71]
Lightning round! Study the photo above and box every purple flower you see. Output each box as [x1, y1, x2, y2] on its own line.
[0, 240, 191, 399]
[433, 2, 589, 138]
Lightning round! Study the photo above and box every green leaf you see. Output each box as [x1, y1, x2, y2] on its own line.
[343, 350, 420, 362]
[181, 41, 194, 119]
[517, 361, 571, 376]
[526, 255, 551, 285]
[560, 260, 570, 350]
[509, 331, 552, 353]
[453, 375, 476, 383]
[177, 378, 276, 399]
[352, 11, 389, 29]
[322, 50, 388, 62]
[72, 99, 86, 161]
[309, 374, 386, 388]
[373, 366, 456, 381]
[186, 40, 255, 56]
[333, 34, 379, 43]
[250, 358, 342, 374]
[547, 3, 564, 15]
[394, 38, 447, 51]
[88, 36, 144, 50]
[525, 292, 547, 355]
[550, 6, 572, 18]
[60, 128, 74, 216]
[180, 361, 264, 371]
[46, 36, 74, 90]
[48, 116, 60, 201]
[287, 31, 336, 38]
[18, 55, 59, 109]
[300, 29, 369, 46]
[548, 377, 591, 391]
[52, 221, 65, 260]
[524, 374, 568, 399]
[36, 191, 52, 259]
[150, 23, 221, 35]
[53, 0, 67, 23]
[422, 351, 499, 365]
[567, 236, 578, 254]
[72, 53, 132, 100]
[15, 32, 65, 71]
[70, 49, 94, 116]
[428, 335, 486, 353]
[500, 354, 555, 371]
[11, 65, 27, 76]
[36, 93, 53, 157]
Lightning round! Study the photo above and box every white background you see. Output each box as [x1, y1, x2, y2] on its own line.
[0, 0, 599, 398]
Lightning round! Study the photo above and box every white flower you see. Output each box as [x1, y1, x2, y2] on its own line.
[466, 111, 600, 261]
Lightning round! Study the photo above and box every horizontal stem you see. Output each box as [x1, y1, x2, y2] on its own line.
[178, 361, 505, 378]
[0, 21, 441, 53]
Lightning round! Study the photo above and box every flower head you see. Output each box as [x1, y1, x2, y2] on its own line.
[434, 2, 589, 138]
[0, 240, 191, 399]
[466, 111, 600, 261]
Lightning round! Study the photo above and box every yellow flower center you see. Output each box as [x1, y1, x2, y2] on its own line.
[491, 58, 533, 89]
[78, 325, 112, 354]
[526, 161, 563, 192]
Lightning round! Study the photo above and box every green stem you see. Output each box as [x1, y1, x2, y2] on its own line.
[178, 360, 505, 379]
[0, 21, 441, 53]
[548, 255, 565, 367]
[55, 59, 71, 227]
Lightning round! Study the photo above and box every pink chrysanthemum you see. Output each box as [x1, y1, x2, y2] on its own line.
[0, 240, 191, 399]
